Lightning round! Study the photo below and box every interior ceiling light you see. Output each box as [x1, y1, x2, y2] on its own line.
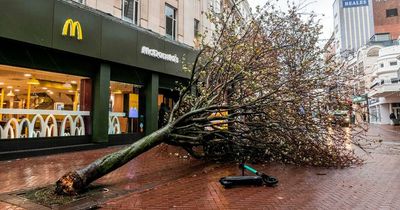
[68, 90, 74, 93]
[24, 73, 32, 77]
[15, 89, 20, 92]
[70, 80, 77, 84]
[27, 78, 40, 85]
[0, 82, 4, 85]
[42, 87, 48, 90]
[113, 90, 123, 94]
[63, 82, 73, 89]
[7, 90, 15, 97]
[6, 86, 12, 89]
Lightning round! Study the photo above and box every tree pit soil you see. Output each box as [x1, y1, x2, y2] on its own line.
[18, 185, 117, 208]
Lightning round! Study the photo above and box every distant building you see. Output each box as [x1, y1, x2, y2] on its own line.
[347, 43, 381, 123]
[373, 0, 400, 40]
[333, 0, 375, 57]
[350, 34, 400, 125]
[368, 42, 400, 124]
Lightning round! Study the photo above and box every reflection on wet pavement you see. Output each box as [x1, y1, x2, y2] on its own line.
[0, 125, 399, 209]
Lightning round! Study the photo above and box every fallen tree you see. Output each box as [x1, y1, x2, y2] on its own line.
[55, 1, 366, 195]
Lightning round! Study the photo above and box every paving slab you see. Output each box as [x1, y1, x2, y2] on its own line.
[0, 125, 399, 209]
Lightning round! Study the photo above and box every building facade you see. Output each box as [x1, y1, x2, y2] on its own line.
[368, 43, 400, 124]
[0, 0, 251, 159]
[69, 0, 251, 47]
[70, 0, 210, 47]
[348, 43, 382, 123]
[373, 0, 400, 40]
[333, 0, 375, 56]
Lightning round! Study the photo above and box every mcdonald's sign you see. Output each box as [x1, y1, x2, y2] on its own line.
[62, 18, 83, 40]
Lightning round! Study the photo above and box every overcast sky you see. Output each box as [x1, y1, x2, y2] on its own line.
[247, 0, 335, 40]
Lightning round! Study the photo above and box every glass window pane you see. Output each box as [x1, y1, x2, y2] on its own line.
[165, 5, 174, 18]
[124, 0, 134, 21]
[194, 19, 199, 37]
[134, 1, 139, 25]
[109, 81, 142, 134]
[0, 64, 92, 139]
[166, 17, 173, 38]
[165, 4, 176, 39]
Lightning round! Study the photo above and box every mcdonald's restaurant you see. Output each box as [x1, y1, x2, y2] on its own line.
[0, 0, 196, 159]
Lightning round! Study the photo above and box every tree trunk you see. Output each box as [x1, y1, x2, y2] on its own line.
[55, 125, 172, 195]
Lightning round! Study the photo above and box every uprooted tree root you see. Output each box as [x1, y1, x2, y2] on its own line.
[55, 172, 84, 196]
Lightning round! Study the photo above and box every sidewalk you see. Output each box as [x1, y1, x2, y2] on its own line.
[366, 124, 400, 143]
[101, 147, 400, 210]
[0, 125, 399, 209]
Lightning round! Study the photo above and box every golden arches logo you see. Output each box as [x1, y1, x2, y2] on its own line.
[62, 19, 83, 40]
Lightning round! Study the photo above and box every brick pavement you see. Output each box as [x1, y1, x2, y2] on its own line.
[0, 125, 399, 209]
[0, 201, 24, 210]
[101, 149, 400, 210]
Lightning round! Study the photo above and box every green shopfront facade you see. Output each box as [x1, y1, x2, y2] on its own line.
[0, 0, 195, 159]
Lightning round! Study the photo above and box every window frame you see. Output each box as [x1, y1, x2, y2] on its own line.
[122, 0, 140, 25]
[386, 8, 398, 18]
[390, 61, 398, 66]
[73, 0, 85, 4]
[194, 18, 200, 38]
[211, 0, 221, 13]
[165, 4, 177, 40]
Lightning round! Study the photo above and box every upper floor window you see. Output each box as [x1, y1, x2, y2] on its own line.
[194, 19, 200, 38]
[73, 0, 85, 4]
[211, 0, 221, 13]
[390, 61, 398, 66]
[122, 0, 139, 25]
[358, 62, 364, 74]
[165, 4, 177, 40]
[386, 9, 398, 17]
[380, 63, 384, 68]
[240, 5, 249, 20]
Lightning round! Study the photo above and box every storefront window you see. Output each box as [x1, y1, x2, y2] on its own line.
[109, 81, 142, 134]
[158, 89, 178, 128]
[0, 65, 92, 139]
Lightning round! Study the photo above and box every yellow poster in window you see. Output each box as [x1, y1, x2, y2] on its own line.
[129, 94, 139, 118]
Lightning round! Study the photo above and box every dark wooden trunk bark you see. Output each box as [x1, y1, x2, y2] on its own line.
[55, 125, 172, 195]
